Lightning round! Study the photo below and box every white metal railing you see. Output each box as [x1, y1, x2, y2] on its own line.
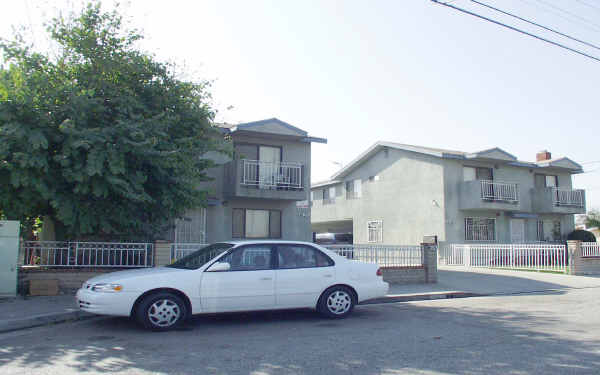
[582, 242, 600, 257]
[241, 159, 303, 189]
[480, 180, 519, 202]
[439, 243, 567, 272]
[21, 241, 153, 267]
[553, 188, 585, 207]
[323, 198, 336, 205]
[170, 243, 208, 262]
[325, 244, 423, 267]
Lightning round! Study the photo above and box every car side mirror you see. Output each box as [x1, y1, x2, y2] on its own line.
[207, 262, 231, 272]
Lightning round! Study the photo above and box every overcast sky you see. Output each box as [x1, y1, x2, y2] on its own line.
[2, 0, 599, 211]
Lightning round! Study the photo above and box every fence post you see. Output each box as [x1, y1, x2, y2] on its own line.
[154, 240, 172, 267]
[421, 243, 438, 283]
[567, 240, 581, 275]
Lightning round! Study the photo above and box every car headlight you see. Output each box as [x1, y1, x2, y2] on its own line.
[91, 283, 123, 292]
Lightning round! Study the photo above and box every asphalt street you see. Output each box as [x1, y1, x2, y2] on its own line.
[1, 287, 599, 375]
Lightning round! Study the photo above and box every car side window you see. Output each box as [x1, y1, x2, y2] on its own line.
[277, 245, 334, 269]
[220, 245, 273, 271]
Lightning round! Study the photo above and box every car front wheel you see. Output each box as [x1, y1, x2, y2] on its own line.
[317, 286, 355, 318]
[136, 292, 187, 331]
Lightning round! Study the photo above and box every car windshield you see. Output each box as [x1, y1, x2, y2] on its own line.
[166, 243, 234, 270]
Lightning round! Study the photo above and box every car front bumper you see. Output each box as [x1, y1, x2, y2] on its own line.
[76, 288, 138, 317]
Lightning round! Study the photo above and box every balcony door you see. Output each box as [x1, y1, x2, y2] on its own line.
[259, 146, 281, 189]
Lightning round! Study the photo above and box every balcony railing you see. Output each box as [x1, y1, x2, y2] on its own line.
[323, 198, 336, 205]
[480, 180, 519, 202]
[241, 159, 303, 189]
[553, 188, 585, 207]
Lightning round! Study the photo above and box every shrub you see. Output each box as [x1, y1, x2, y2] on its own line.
[567, 230, 597, 242]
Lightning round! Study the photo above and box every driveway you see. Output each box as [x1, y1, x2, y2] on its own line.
[389, 265, 600, 296]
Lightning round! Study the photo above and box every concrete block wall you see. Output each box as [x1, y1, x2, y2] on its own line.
[381, 244, 437, 284]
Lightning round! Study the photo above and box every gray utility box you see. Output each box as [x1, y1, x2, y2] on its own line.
[0, 221, 20, 297]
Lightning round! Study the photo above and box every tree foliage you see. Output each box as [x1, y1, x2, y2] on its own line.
[0, 2, 225, 240]
[585, 209, 600, 229]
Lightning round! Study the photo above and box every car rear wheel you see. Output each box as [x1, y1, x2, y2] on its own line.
[317, 286, 355, 318]
[136, 292, 187, 331]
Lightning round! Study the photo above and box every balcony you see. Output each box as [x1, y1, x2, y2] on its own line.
[532, 187, 586, 214]
[224, 159, 306, 200]
[459, 180, 520, 211]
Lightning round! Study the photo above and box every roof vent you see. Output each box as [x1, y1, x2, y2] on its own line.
[536, 150, 551, 162]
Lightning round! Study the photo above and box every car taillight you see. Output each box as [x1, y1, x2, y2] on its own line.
[376, 268, 383, 276]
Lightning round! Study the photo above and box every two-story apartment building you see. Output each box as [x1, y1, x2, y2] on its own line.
[170, 118, 325, 244]
[311, 142, 585, 245]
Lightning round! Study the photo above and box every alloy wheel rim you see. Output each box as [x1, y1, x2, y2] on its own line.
[148, 299, 181, 327]
[326, 290, 351, 315]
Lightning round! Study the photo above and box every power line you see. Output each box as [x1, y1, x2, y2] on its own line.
[533, 0, 600, 31]
[430, 0, 600, 63]
[517, 0, 600, 33]
[575, 0, 600, 13]
[468, 0, 600, 51]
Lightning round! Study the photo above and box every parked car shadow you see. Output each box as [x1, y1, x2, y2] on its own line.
[1, 296, 599, 374]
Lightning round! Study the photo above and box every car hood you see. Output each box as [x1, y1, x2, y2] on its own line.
[84, 267, 188, 285]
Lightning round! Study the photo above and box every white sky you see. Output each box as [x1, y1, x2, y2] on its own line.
[2, 0, 600, 211]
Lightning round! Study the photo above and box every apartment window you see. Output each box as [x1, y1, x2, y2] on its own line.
[346, 179, 362, 199]
[323, 186, 336, 205]
[537, 220, 545, 241]
[552, 220, 561, 241]
[463, 166, 493, 181]
[232, 209, 281, 238]
[464, 218, 496, 241]
[367, 220, 383, 243]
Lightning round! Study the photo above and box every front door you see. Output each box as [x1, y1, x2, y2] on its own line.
[200, 244, 275, 313]
[510, 219, 525, 243]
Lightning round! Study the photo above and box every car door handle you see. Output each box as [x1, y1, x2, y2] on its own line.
[259, 277, 272, 281]
[324, 274, 333, 278]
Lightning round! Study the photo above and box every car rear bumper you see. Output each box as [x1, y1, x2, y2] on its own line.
[357, 280, 389, 302]
[76, 288, 137, 317]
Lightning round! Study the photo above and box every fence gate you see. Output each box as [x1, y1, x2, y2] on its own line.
[0, 221, 20, 297]
[439, 243, 568, 272]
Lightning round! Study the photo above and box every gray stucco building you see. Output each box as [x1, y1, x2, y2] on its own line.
[311, 142, 585, 245]
[171, 118, 325, 244]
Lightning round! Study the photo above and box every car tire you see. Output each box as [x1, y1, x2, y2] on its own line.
[136, 292, 187, 331]
[317, 286, 355, 318]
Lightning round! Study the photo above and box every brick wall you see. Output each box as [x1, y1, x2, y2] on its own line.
[568, 241, 600, 276]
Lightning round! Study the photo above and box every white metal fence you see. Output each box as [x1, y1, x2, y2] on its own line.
[439, 243, 567, 272]
[480, 180, 519, 202]
[241, 159, 303, 189]
[21, 241, 154, 267]
[171, 243, 208, 262]
[553, 188, 585, 207]
[582, 242, 600, 257]
[325, 245, 423, 267]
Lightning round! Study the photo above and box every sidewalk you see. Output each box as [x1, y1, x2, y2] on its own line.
[3, 266, 600, 333]
[0, 295, 92, 333]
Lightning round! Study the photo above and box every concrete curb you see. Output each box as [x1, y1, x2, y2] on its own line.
[0, 310, 96, 334]
[360, 291, 484, 305]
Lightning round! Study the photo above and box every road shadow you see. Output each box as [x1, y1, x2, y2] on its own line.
[1, 297, 599, 374]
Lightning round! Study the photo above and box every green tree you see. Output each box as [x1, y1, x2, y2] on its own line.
[586, 209, 600, 229]
[0, 2, 225, 240]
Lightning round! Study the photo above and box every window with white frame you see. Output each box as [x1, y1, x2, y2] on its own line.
[464, 217, 495, 241]
[367, 220, 383, 243]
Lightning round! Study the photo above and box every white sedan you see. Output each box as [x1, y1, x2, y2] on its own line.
[76, 240, 389, 330]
